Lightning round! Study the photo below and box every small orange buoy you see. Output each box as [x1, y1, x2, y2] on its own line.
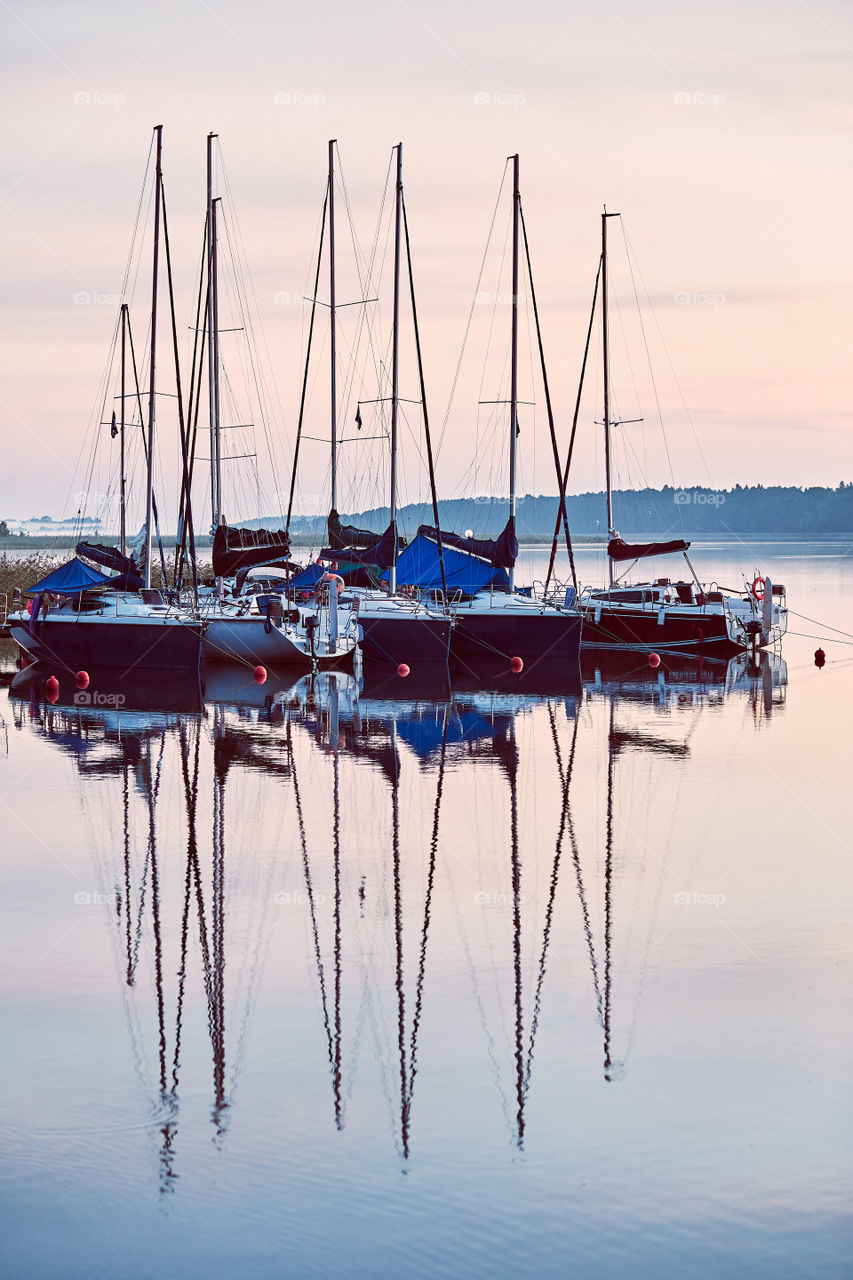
[253, 665, 267, 684]
[648, 652, 661, 668]
[814, 648, 826, 669]
[76, 670, 90, 689]
[397, 663, 410, 678]
[45, 675, 60, 703]
[510, 656, 524, 673]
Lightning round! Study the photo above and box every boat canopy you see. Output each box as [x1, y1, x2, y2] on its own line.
[327, 508, 384, 551]
[76, 542, 143, 592]
[319, 521, 399, 570]
[607, 536, 690, 562]
[289, 562, 327, 591]
[27, 556, 116, 596]
[385, 533, 509, 594]
[417, 517, 518, 570]
[212, 523, 292, 577]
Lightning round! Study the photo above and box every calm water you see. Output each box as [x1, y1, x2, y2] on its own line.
[1, 543, 851, 1279]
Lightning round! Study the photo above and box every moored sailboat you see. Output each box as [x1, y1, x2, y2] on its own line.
[396, 155, 583, 679]
[8, 126, 203, 676]
[574, 210, 788, 656]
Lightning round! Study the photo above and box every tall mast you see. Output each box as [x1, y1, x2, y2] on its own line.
[602, 208, 614, 587]
[143, 125, 163, 590]
[212, 196, 222, 527]
[389, 142, 402, 595]
[120, 303, 127, 557]
[206, 133, 220, 532]
[508, 153, 520, 594]
[328, 139, 338, 514]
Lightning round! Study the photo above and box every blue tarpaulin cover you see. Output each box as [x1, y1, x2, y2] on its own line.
[27, 557, 116, 596]
[289, 562, 327, 591]
[384, 534, 509, 594]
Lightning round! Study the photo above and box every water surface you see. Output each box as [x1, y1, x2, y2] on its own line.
[1, 543, 851, 1279]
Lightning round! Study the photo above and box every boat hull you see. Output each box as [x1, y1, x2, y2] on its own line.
[10, 615, 203, 672]
[449, 606, 583, 674]
[202, 616, 355, 672]
[357, 613, 451, 667]
[579, 605, 769, 656]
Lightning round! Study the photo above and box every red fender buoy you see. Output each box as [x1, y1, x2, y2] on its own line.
[814, 648, 826, 669]
[648, 652, 661, 668]
[45, 675, 60, 703]
[510, 656, 524, 673]
[75, 670, 90, 690]
[253, 665, 267, 684]
[397, 663, 410, 678]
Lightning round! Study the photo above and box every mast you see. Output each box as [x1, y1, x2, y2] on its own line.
[143, 125, 163, 590]
[212, 197, 222, 529]
[120, 303, 127, 557]
[602, 208, 614, 588]
[389, 142, 402, 595]
[329, 139, 338, 514]
[206, 133, 220, 534]
[509, 154, 520, 594]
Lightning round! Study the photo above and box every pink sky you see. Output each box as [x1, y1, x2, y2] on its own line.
[1, 0, 851, 527]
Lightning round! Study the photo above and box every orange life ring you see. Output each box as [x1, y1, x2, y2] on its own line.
[751, 576, 766, 601]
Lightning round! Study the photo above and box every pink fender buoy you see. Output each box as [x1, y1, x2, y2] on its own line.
[76, 670, 90, 690]
[253, 665, 267, 684]
[648, 652, 661, 668]
[26, 599, 33, 616]
[45, 675, 60, 703]
[510, 656, 524, 673]
[397, 663, 410, 678]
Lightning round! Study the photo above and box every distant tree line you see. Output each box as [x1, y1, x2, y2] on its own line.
[281, 484, 853, 540]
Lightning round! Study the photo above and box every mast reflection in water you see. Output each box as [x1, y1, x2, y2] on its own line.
[7, 648, 788, 1179]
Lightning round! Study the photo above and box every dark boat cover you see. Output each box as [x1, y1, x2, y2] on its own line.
[76, 542, 143, 592]
[327, 508, 384, 551]
[416, 517, 518, 569]
[385, 534, 509, 594]
[607, 537, 690, 562]
[212, 523, 292, 577]
[319, 521, 398, 570]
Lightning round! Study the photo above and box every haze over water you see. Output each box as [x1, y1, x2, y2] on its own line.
[0, 543, 850, 1277]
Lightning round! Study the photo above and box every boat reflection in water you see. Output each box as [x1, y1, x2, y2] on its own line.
[7, 647, 787, 1179]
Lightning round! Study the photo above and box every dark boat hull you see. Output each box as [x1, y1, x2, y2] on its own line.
[11, 618, 203, 673]
[579, 607, 740, 656]
[358, 615, 451, 667]
[449, 611, 583, 674]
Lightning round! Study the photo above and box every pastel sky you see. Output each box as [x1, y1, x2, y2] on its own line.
[1, 0, 851, 527]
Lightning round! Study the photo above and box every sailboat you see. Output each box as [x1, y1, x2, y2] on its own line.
[392, 155, 584, 679]
[8, 127, 203, 675]
[574, 211, 788, 656]
[287, 141, 452, 670]
[165, 134, 358, 673]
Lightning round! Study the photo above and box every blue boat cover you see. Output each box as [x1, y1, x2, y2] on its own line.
[384, 534, 509, 593]
[27, 557, 116, 596]
[289, 562, 327, 590]
[417, 516, 518, 569]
